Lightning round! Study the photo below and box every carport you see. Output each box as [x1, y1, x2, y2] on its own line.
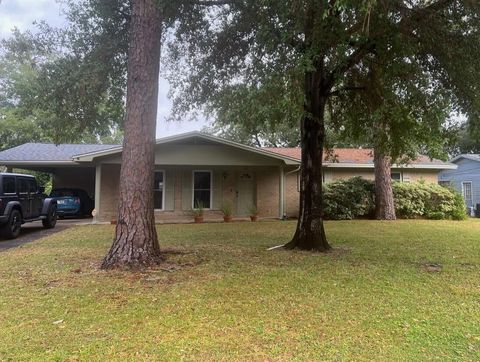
[0, 143, 119, 218]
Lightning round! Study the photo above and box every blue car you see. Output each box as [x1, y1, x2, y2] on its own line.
[50, 188, 94, 218]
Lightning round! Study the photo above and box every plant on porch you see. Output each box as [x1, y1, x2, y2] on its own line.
[220, 202, 233, 222]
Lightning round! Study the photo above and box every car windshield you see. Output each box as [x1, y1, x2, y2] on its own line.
[51, 190, 76, 197]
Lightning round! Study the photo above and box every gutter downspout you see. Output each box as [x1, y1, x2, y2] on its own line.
[281, 165, 301, 220]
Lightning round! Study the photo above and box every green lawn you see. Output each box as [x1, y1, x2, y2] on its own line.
[0, 220, 479, 361]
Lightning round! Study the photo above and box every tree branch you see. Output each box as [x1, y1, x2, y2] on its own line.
[328, 86, 366, 96]
[194, 0, 237, 5]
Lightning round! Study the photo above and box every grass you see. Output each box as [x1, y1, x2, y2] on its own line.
[0, 220, 479, 361]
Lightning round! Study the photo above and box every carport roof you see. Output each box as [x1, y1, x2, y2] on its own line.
[0, 143, 118, 163]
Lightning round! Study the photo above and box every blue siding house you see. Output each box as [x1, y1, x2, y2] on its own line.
[439, 155, 480, 211]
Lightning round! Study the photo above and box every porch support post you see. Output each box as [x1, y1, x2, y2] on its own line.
[279, 165, 285, 219]
[94, 163, 102, 223]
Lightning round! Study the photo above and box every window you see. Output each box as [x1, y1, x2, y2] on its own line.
[462, 181, 473, 206]
[438, 181, 451, 188]
[153, 171, 164, 210]
[51, 189, 76, 197]
[27, 179, 37, 194]
[2, 176, 16, 194]
[391, 172, 402, 182]
[193, 171, 211, 208]
[17, 178, 29, 194]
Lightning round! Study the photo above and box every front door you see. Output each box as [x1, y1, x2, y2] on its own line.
[236, 171, 255, 216]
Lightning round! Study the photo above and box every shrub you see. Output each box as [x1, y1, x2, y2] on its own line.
[392, 182, 467, 220]
[322, 177, 467, 220]
[391, 182, 428, 218]
[323, 177, 374, 220]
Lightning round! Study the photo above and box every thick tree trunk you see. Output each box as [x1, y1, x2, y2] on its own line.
[373, 149, 396, 220]
[102, 0, 162, 269]
[284, 69, 331, 252]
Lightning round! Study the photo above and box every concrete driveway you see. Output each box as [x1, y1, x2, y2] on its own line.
[0, 219, 92, 251]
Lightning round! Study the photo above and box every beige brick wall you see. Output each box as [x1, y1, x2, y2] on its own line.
[98, 165, 279, 222]
[329, 169, 375, 181]
[326, 168, 439, 183]
[402, 170, 438, 183]
[256, 166, 280, 218]
[284, 172, 299, 217]
[96, 163, 441, 222]
[98, 164, 120, 222]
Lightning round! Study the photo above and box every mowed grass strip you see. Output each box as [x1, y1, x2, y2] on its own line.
[0, 220, 479, 361]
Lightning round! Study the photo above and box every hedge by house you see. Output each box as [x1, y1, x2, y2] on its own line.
[323, 177, 467, 220]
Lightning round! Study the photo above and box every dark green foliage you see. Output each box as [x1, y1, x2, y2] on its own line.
[323, 177, 374, 220]
[323, 177, 467, 221]
[0, 1, 129, 145]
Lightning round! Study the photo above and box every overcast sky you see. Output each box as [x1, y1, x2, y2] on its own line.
[0, 0, 209, 138]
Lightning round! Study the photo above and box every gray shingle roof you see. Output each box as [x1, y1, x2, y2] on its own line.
[0, 143, 119, 162]
[452, 154, 480, 163]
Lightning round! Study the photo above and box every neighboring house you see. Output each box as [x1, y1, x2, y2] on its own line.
[0, 132, 456, 222]
[439, 154, 480, 210]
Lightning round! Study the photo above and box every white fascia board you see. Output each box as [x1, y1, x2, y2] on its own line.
[450, 154, 480, 163]
[324, 162, 457, 170]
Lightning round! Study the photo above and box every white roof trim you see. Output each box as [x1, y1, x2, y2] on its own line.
[73, 131, 301, 165]
[324, 162, 457, 170]
[450, 154, 480, 163]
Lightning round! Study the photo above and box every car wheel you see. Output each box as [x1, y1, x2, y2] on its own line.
[42, 206, 57, 229]
[1, 209, 22, 239]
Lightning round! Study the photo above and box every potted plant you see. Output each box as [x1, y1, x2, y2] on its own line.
[249, 205, 258, 222]
[192, 201, 204, 223]
[221, 202, 233, 222]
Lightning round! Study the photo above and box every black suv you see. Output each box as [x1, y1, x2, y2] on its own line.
[0, 173, 57, 239]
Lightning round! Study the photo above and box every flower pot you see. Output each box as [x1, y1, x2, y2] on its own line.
[250, 215, 258, 222]
[110, 219, 117, 225]
[223, 216, 233, 223]
[194, 216, 204, 223]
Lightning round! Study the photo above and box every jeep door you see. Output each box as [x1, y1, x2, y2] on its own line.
[27, 178, 43, 218]
[17, 177, 31, 218]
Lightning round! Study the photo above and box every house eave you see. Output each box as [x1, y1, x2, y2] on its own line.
[0, 160, 81, 166]
[324, 162, 457, 170]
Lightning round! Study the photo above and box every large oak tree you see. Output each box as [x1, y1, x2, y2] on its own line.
[167, 1, 480, 249]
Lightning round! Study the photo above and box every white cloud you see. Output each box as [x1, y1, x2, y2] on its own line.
[0, 0, 66, 38]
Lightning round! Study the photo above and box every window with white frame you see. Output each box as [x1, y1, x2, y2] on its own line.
[193, 171, 211, 208]
[391, 172, 402, 182]
[153, 171, 164, 210]
[462, 181, 473, 207]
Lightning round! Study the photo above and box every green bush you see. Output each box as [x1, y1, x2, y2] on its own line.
[322, 177, 467, 220]
[323, 177, 374, 220]
[392, 182, 467, 220]
[391, 182, 428, 218]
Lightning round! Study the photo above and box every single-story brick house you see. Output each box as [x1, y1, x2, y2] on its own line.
[0, 132, 456, 222]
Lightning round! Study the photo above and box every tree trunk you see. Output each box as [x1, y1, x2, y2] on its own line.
[102, 0, 162, 269]
[373, 149, 396, 220]
[284, 69, 331, 252]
